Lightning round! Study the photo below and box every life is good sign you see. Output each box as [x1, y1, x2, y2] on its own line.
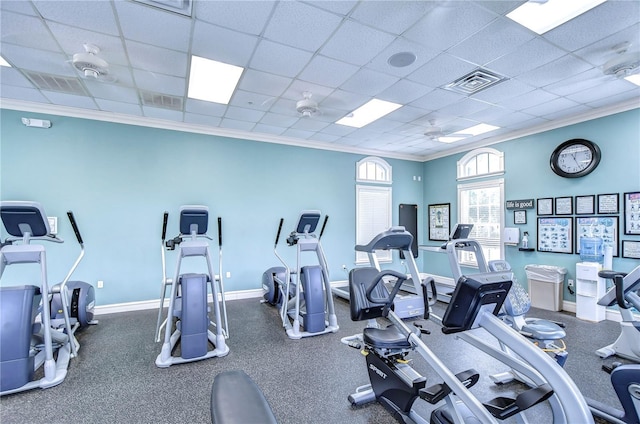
[506, 199, 534, 210]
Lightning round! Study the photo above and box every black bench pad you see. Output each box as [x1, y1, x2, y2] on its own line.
[210, 370, 277, 424]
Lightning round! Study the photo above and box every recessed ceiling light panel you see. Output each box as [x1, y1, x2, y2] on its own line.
[336, 99, 402, 128]
[507, 0, 606, 35]
[188, 56, 244, 105]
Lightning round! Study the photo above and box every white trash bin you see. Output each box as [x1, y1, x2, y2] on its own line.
[524, 264, 567, 311]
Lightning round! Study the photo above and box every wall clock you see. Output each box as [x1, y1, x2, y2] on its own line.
[550, 139, 601, 178]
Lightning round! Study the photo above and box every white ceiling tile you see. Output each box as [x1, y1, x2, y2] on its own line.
[282, 128, 315, 139]
[126, 41, 188, 78]
[566, 79, 639, 105]
[185, 98, 227, 117]
[308, 1, 357, 16]
[250, 40, 313, 78]
[0, 66, 32, 87]
[1, 43, 73, 76]
[385, 105, 429, 124]
[263, 2, 343, 51]
[544, 1, 640, 52]
[85, 82, 139, 104]
[237, 69, 291, 97]
[319, 123, 357, 137]
[471, 79, 534, 104]
[366, 37, 440, 78]
[191, 21, 259, 67]
[0, 85, 50, 102]
[410, 88, 465, 111]
[219, 117, 255, 131]
[33, 0, 120, 35]
[229, 90, 278, 111]
[540, 104, 593, 121]
[0, 11, 60, 51]
[486, 38, 566, 78]
[448, 19, 535, 66]
[308, 132, 341, 143]
[282, 80, 334, 103]
[194, 1, 275, 35]
[517, 55, 594, 88]
[133, 69, 185, 96]
[351, 1, 434, 35]
[115, 1, 192, 51]
[321, 89, 369, 112]
[95, 99, 143, 116]
[142, 105, 183, 121]
[1, 1, 37, 15]
[573, 23, 640, 67]
[406, 53, 477, 89]
[583, 86, 640, 109]
[499, 89, 558, 111]
[224, 106, 265, 122]
[378, 79, 433, 105]
[253, 123, 286, 136]
[41, 90, 98, 109]
[522, 97, 580, 117]
[267, 98, 298, 116]
[404, 2, 497, 51]
[320, 20, 395, 66]
[291, 117, 329, 132]
[298, 55, 359, 87]
[543, 68, 607, 97]
[340, 68, 398, 97]
[184, 112, 222, 127]
[260, 112, 298, 127]
[47, 23, 129, 66]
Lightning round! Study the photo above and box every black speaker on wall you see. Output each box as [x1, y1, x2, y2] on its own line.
[399, 204, 418, 259]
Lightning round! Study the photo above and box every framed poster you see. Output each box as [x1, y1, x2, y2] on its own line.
[575, 195, 595, 215]
[537, 198, 553, 216]
[597, 193, 619, 214]
[575, 216, 619, 257]
[428, 203, 450, 241]
[624, 191, 640, 235]
[554, 196, 573, 215]
[537, 217, 573, 254]
[514, 210, 527, 225]
[622, 240, 640, 259]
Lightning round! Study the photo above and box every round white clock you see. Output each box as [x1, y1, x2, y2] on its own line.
[550, 139, 601, 178]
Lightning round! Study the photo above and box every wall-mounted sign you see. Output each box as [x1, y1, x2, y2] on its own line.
[506, 199, 535, 210]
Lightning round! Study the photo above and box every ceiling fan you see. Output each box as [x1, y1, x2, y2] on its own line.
[296, 91, 320, 117]
[601, 42, 640, 79]
[423, 119, 471, 142]
[71, 43, 116, 82]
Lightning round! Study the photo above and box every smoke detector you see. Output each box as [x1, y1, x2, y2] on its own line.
[72, 43, 110, 79]
[603, 42, 640, 78]
[296, 92, 319, 117]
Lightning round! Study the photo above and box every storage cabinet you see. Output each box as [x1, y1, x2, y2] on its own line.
[576, 262, 606, 322]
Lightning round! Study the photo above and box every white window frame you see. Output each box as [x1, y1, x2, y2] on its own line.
[457, 147, 504, 181]
[356, 156, 392, 184]
[457, 178, 505, 267]
[355, 157, 392, 264]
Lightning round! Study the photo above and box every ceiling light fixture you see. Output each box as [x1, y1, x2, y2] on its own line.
[507, 0, 606, 35]
[336, 99, 402, 128]
[625, 74, 640, 86]
[188, 55, 244, 105]
[0, 55, 11, 67]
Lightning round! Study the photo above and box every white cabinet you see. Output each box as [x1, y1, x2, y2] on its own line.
[576, 262, 606, 322]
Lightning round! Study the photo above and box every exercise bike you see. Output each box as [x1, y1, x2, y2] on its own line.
[155, 205, 229, 367]
[0, 201, 87, 395]
[342, 227, 593, 423]
[583, 266, 640, 424]
[596, 265, 640, 363]
[262, 210, 338, 339]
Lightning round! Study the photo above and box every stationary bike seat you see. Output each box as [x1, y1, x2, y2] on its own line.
[363, 324, 415, 349]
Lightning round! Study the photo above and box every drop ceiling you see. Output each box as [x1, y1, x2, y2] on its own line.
[1, 0, 639, 161]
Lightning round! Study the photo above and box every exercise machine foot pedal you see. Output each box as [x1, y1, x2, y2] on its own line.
[419, 369, 479, 404]
[483, 383, 553, 420]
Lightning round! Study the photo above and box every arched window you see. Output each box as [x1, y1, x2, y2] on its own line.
[457, 147, 504, 180]
[356, 157, 392, 263]
[356, 156, 392, 184]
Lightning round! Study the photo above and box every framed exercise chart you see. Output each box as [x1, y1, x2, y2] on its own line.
[537, 217, 573, 254]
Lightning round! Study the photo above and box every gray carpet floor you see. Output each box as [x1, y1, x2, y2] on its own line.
[0, 295, 634, 424]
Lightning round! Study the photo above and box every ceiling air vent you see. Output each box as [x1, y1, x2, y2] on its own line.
[131, 0, 193, 17]
[444, 68, 508, 95]
[141, 91, 183, 111]
[24, 71, 88, 95]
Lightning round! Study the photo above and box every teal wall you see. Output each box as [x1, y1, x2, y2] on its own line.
[0, 109, 423, 306]
[421, 108, 640, 302]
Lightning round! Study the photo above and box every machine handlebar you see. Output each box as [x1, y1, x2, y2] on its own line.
[319, 215, 329, 240]
[66, 211, 84, 245]
[162, 212, 169, 240]
[275, 218, 284, 247]
[366, 270, 408, 317]
[598, 270, 630, 309]
[218, 217, 222, 247]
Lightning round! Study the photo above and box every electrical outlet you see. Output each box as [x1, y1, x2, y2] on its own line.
[226, 271, 231, 278]
[567, 279, 574, 287]
[97, 280, 104, 289]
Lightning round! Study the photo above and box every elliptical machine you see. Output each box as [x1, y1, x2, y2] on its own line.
[155, 205, 229, 368]
[262, 210, 338, 339]
[342, 227, 593, 424]
[0, 201, 87, 395]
